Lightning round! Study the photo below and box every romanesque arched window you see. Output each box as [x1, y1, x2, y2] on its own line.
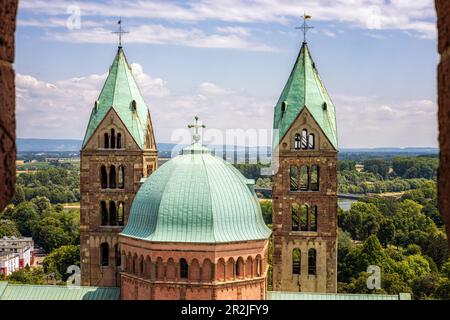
[300, 165, 309, 191]
[300, 205, 309, 231]
[201, 259, 213, 281]
[294, 133, 301, 150]
[109, 165, 116, 189]
[117, 133, 122, 149]
[217, 259, 226, 282]
[118, 165, 125, 189]
[291, 203, 300, 231]
[110, 129, 116, 149]
[311, 206, 318, 231]
[118, 202, 125, 226]
[255, 255, 262, 276]
[292, 248, 301, 275]
[226, 258, 235, 280]
[290, 166, 298, 191]
[100, 165, 108, 189]
[100, 243, 109, 266]
[180, 258, 189, 279]
[308, 249, 317, 275]
[236, 257, 245, 278]
[301, 129, 308, 149]
[109, 201, 116, 226]
[104, 133, 109, 149]
[309, 133, 315, 149]
[245, 257, 253, 278]
[100, 201, 108, 225]
[139, 255, 144, 275]
[115, 244, 121, 267]
[311, 165, 319, 191]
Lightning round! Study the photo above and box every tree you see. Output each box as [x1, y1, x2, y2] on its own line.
[31, 196, 51, 215]
[410, 273, 447, 300]
[7, 267, 45, 285]
[0, 220, 21, 238]
[43, 245, 80, 281]
[259, 200, 272, 225]
[33, 216, 72, 252]
[12, 202, 39, 236]
[377, 219, 395, 247]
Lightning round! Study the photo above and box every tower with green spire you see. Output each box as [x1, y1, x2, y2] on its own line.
[272, 20, 338, 293]
[80, 45, 158, 287]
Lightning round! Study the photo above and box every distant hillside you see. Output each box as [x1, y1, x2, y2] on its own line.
[16, 138, 438, 157]
[17, 139, 83, 152]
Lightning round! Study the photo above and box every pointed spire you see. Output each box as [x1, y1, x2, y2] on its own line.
[273, 41, 338, 150]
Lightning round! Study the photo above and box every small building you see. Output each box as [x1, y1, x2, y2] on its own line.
[0, 236, 34, 269]
[0, 252, 19, 276]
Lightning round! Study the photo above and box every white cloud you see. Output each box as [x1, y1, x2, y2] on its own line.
[15, 65, 437, 148]
[45, 24, 274, 51]
[19, 0, 436, 39]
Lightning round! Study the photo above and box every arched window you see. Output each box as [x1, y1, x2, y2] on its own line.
[292, 203, 300, 231]
[180, 258, 188, 279]
[308, 133, 315, 149]
[100, 165, 108, 189]
[308, 249, 317, 275]
[104, 133, 109, 149]
[294, 133, 301, 150]
[311, 206, 318, 231]
[100, 201, 108, 226]
[118, 165, 125, 189]
[110, 129, 116, 149]
[115, 244, 121, 267]
[132, 255, 138, 275]
[236, 258, 245, 278]
[290, 166, 298, 191]
[118, 202, 125, 226]
[100, 243, 109, 266]
[256, 256, 262, 276]
[117, 133, 122, 149]
[300, 205, 309, 231]
[109, 165, 116, 189]
[147, 164, 153, 177]
[301, 129, 308, 149]
[311, 165, 319, 191]
[300, 166, 309, 191]
[292, 249, 301, 275]
[139, 256, 144, 275]
[109, 201, 116, 226]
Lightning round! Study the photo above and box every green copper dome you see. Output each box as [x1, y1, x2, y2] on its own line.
[121, 142, 271, 243]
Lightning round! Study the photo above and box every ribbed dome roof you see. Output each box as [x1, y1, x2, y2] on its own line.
[121, 142, 271, 243]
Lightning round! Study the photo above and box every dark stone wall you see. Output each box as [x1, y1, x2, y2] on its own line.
[0, 0, 18, 212]
[436, 0, 450, 247]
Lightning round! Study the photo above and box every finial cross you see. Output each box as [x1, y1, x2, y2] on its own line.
[112, 18, 129, 48]
[296, 13, 314, 43]
[188, 116, 206, 143]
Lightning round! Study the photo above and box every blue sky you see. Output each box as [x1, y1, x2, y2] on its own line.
[15, 0, 438, 148]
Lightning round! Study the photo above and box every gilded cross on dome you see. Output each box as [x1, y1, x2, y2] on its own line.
[188, 116, 206, 143]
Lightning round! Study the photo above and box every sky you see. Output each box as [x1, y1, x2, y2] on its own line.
[15, 0, 439, 148]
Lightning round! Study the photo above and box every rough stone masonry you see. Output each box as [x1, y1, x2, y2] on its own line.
[0, 0, 18, 212]
[436, 0, 450, 248]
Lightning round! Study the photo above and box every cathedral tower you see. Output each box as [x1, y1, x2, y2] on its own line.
[271, 39, 338, 293]
[80, 46, 158, 286]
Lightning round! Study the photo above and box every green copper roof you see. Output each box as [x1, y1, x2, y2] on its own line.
[0, 282, 120, 300]
[82, 47, 151, 149]
[267, 291, 411, 300]
[121, 142, 271, 243]
[273, 42, 338, 150]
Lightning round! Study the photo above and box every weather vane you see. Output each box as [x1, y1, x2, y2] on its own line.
[296, 13, 314, 43]
[112, 18, 129, 48]
[188, 116, 206, 143]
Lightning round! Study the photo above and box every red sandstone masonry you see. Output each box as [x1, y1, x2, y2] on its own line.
[436, 0, 450, 247]
[0, 0, 17, 212]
